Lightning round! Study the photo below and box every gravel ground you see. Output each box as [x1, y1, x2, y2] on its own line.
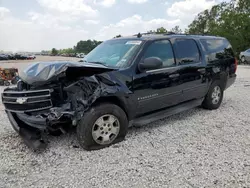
[0, 66, 250, 188]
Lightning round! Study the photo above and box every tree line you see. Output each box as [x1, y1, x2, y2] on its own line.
[47, 0, 249, 56]
[187, 0, 249, 55]
[50, 40, 102, 56]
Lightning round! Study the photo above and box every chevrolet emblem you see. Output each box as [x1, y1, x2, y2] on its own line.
[16, 97, 28, 104]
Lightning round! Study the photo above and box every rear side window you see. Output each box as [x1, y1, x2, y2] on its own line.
[144, 40, 175, 68]
[173, 39, 200, 65]
[200, 39, 234, 63]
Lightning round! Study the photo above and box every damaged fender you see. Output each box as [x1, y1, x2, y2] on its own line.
[64, 74, 120, 122]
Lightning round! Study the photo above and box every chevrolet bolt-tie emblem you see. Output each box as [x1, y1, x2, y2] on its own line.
[16, 97, 28, 104]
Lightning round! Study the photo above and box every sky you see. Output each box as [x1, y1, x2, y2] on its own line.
[0, 0, 227, 52]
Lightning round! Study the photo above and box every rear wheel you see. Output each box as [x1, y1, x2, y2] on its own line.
[77, 103, 128, 150]
[202, 81, 223, 110]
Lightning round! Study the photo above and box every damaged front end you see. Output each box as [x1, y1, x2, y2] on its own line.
[2, 61, 118, 151]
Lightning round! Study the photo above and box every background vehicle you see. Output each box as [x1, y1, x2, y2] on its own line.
[14, 54, 28, 60]
[27, 55, 36, 60]
[239, 49, 250, 64]
[2, 33, 237, 151]
[76, 53, 85, 58]
[7, 54, 15, 60]
[0, 54, 9, 60]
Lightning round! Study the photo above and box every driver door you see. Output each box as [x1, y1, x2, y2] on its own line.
[132, 39, 183, 116]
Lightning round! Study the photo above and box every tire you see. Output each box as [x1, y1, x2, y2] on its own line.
[241, 56, 247, 64]
[48, 129, 63, 136]
[77, 103, 128, 151]
[11, 77, 18, 85]
[4, 81, 10, 86]
[202, 81, 224, 110]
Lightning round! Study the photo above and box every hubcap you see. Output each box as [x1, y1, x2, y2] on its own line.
[211, 86, 221, 105]
[92, 114, 120, 145]
[242, 57, 245, 62]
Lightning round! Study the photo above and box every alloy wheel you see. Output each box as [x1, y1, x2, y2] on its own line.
[92, 114, 120, 145]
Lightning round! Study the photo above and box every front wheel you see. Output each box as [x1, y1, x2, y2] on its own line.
[77, 103, 128, 150]
[202, 81, 223, 110]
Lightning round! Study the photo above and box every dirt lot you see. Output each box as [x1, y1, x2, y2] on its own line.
[0, 65, 250, 188]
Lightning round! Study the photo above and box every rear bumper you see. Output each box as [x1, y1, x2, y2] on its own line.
[225, 73, 236, 90]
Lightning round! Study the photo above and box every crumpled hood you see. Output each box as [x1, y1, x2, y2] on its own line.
[20, 61, 115, 85]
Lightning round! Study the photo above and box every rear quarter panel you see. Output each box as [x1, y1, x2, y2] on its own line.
[199, 38, 236, 90]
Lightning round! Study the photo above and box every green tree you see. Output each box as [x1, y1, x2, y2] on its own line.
[170, 26, 182, 33]
[51, 48, 58, 55]
[156, 27, 167, 34]
[148, 27, 167, 34]
[75, 40, 102, 54]
[187, 0, 250, 55]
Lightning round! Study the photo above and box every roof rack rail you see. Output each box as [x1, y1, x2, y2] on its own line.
[133, 32, 186, 37]
[164, 32, 176, 35]
[188, 34, 219, 37]
[133, 32, 158, 37]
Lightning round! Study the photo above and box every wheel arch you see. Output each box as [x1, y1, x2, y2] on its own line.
[92, 96, 131, 120]
[210, 71, 228, 91]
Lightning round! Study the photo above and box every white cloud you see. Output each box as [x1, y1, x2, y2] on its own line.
[0, 7, 10, 20]
[0, 8, 89, 52]
[96, 14, 180, 40]
[37, 0, 98, 17]
[0, 0, 225, 52]
[84, 19, 100, 24]
[167, 0, 217, 27]
[127, 0, 148, 4]
[28, 11, 81, 27]
[94, 0, 116, 7]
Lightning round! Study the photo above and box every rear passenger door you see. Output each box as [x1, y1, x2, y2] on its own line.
[172, 38, 208, 102]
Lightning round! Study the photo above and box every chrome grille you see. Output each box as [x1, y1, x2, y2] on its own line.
[2, 89, 53, 112]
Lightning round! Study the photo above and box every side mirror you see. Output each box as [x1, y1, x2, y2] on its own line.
[138, 57, 163, 71]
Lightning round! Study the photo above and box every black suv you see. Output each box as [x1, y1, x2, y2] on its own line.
[2, 33, 237, 151]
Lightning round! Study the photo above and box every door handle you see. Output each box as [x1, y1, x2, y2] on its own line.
[169, 73, 180, 78]
[198, 68, 206, 74]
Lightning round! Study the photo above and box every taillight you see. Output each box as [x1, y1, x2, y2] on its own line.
[234, 58, 238, 73]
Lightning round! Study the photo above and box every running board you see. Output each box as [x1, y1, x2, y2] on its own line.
[132, 98, 203, 126]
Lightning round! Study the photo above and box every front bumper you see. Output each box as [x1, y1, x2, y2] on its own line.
[7, 111, 48, 150]
[6, 104, 74, 151]
[7, 111, 21, 132]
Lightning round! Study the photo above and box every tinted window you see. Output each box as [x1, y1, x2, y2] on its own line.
[144, 40, 175, 68]
[200, 39, 234, 63]
[173, 39, 200, 65]
[246, 49, 250, 52]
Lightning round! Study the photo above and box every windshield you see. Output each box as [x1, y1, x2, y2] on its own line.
[83, 39, 143, 68]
